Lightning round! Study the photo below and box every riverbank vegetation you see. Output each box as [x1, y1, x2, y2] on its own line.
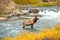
[33, 2, 55, 6]
[0, 10, 5, 16]
[12, 0, 56, 6]
[4, 23, 60, 40]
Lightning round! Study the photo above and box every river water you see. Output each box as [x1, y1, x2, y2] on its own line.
[0, 6, 60, 37]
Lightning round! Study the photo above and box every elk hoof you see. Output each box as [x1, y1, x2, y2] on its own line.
[22, 27, 24, 28]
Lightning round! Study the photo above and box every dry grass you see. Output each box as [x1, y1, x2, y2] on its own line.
[12, 0, 56, 6]
[4, 23, 60, 40]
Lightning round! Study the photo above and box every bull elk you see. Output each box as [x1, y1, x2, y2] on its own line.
[22, 16, 39, 29]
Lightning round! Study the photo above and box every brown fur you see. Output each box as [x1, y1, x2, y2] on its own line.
[22, 16, 39, 29]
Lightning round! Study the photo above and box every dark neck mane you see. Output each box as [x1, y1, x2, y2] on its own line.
[33, 17, 37, 23]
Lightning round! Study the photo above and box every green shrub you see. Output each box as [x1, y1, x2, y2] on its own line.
[0, 10, 5, 15]
[0, 37, 4, 40]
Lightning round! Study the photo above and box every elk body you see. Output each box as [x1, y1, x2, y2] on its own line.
[22, 16, 39, 29]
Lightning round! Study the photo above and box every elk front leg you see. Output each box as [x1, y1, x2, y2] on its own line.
[31, 25, 33, 29]
[23, 25, 25, 28]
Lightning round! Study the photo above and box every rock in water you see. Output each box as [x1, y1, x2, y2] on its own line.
[0, 17, 8, 20]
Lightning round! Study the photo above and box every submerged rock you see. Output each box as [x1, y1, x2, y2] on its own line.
[0, 16, 9, 20]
